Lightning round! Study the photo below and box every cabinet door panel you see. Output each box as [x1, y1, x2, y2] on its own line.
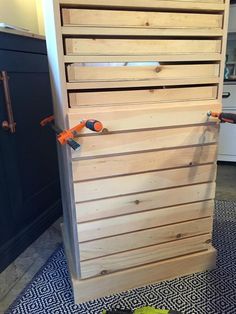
[0, 50, 61, 270]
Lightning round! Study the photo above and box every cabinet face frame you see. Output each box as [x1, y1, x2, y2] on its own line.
[43, 0, 230, 302]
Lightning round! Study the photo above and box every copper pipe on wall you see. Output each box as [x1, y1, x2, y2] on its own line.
[0, 71, 16, 133]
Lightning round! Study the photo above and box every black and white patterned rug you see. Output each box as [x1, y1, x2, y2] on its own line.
[6, 200, 236, 314]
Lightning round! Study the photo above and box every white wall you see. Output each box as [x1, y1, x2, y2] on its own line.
[0, 0, 44, 35]
[35, 0, 44, 35]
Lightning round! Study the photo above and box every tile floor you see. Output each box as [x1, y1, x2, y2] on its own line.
[0, 218, 62, 313]
[0, 162, 236, 313]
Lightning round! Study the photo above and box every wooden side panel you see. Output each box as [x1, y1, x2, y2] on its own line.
[62, 9, 223, 29]
[74, 164, 216, 202]
[76, 185, 215, 222]
[80, 234, 211, 278]
[79, 218, 213, 260]
[69, 86, 217, 108]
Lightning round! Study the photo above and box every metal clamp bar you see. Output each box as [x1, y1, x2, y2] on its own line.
[0, 71, 16, 133]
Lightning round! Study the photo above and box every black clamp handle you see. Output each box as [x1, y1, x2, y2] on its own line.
[219, 112, 236, 124]
[67, 138, 81, 151]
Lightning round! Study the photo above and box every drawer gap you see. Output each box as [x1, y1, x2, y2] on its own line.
[63, 35, 223, 40]
[67, 83, 219, 94]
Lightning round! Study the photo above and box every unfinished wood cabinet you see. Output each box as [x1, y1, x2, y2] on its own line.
[43, 0, 229, 304]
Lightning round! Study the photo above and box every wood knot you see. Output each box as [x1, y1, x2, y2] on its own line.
[206, 239, 212, 244]
[145, 21, 150, 26]
[189, 162, 193, 166]
[135, 200, 140, 205]
[176, 233, 182, 239]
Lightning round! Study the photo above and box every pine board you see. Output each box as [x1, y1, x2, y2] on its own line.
[69, 86, 217, 108]
[80, 234, 211, 278]
[77, 198, 214, 241]
[65, 39, 221, 56]
[71, 248, 217, 303]
[76, 184, 215, 222]
[74, 164, 216, 202]
[72, 125, 219, 158]
[72, 145, 217, 181]
[59, 0, 225, 12]
[79, 218, 213, 260]
[68, 101, 220, 134]
[62, 8, 222, 29]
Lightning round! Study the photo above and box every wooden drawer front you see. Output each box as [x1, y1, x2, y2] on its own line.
[64, 35, 222, 63]
[67, 63, 220, 89]
[61, 3, 225, 41]
[65, 38, 221, 56]
[69, 86, 217, 108]
[62, 8, 223, 33]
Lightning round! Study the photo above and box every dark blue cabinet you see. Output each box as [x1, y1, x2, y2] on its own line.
[0, 32, 61, 272]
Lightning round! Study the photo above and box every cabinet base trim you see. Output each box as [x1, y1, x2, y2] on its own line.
[66, 245, 216, 304]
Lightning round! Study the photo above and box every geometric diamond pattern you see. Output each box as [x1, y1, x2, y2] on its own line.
[5, 200, 236, 314]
